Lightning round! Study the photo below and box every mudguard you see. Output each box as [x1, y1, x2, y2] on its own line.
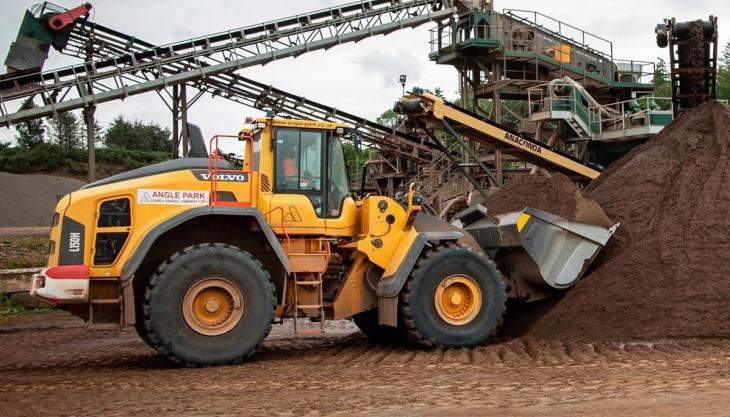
[121, 206, 290, 281]
[376, 230, 463, 298]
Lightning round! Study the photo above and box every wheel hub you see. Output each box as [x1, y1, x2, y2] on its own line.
[434, 274, 482, 326]
[182, 277, 244, 336]
[204, 299, 220, 314]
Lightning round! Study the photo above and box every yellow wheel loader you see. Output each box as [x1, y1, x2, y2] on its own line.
[31, 116, 617, 366]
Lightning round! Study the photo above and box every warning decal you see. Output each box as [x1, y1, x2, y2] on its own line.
[137, 189, 209, 205]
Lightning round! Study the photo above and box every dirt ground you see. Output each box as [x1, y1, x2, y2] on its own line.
[0, 313, 728, 416]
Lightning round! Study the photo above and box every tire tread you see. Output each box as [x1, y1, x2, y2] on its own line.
[399, 243, 507, 348]
[142, 243, 276, 367]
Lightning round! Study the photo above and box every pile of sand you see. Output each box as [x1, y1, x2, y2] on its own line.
[495, 101, 730, 341]
[0, 172, 85, 227]
[483, 173, 613, 228]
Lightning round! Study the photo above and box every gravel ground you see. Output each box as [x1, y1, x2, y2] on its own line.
[0, 172, 84, 228]
[0, 313, 728, 416]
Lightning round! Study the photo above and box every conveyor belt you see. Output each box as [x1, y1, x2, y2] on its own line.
[396, 93, 602, 180]
[58, 18, 442, 162]
[0, 0, 455, 129]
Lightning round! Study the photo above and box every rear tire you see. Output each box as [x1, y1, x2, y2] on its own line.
[399, 243, 507, 348]
[143, 243, 275, 367]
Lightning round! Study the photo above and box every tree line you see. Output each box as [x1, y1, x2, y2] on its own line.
[13, 104, 171, 152]
[1, 106, 172, 176]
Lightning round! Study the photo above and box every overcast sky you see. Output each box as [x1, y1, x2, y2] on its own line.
[0, 0, 727, 145]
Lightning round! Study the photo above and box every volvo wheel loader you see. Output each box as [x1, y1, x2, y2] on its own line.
[31, 115, 617, 367]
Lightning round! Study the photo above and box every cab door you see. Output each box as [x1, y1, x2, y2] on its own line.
[269, 128, 326, 235]
[324, 133, 357, 236]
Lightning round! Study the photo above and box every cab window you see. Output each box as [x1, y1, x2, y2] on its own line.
[274, 128, 325, 216]
[273, 127, 351, 219]
[274, 128, 323, 192]
[300, 130, 323, 191]
[327, 137, 349, 217]
[252, 131, 261, 171]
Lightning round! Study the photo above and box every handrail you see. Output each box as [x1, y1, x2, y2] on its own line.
[264, 206, 291, 255]
[207, 134, 254, 208]
[502, 9, 613, 60]
[588, 96, 674, 134]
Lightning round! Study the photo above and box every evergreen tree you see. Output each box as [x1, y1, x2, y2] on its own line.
[652, 58, 673, 110]
[104, 116, 171, 152]
[103, 116, 134, 149]
[47, 111, 81, 150]
[717, 41, 730, 101]
[80, 118, 103, 150]
[653, 58, 672, 98]
[15, 100, 45, 148]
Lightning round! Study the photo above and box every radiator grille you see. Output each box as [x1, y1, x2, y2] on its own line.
[215, 191, 237, 202]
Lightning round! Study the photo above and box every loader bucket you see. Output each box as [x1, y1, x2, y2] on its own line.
[456, 205, 619, 290]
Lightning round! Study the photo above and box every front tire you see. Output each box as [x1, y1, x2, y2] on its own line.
[143, 243, 275, 366]
[399, 243, 507, 348]
[352, 309, 402, 341]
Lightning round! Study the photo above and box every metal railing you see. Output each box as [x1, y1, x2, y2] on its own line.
[207, 134, 255, 208]
[527, 81, 594, 134]
[613, 60, 656, 85]
[589, 96, 674, 135]
[429, 12, 499, 52]
[429, 8, 654, 88]
[503, 9, 613, 61]
[528, 79, 674, 138]
[397, 140, 463, 197]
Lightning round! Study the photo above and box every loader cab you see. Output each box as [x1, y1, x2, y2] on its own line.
[258, 119, 356, 236]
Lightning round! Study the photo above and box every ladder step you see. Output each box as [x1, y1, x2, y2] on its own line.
[297, 304, 323, 309]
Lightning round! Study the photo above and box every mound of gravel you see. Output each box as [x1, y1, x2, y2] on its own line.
[513, 101, 730, 341]
[0, 172, 85, 227]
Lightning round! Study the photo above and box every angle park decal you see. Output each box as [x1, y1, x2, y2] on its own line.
[137, 189, 209, 205]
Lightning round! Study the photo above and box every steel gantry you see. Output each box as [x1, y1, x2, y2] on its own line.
[0, 0, 455, 127]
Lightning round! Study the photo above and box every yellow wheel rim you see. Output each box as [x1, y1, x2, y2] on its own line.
[434, 274, 482, 326]
[182, 277, 244, 336]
